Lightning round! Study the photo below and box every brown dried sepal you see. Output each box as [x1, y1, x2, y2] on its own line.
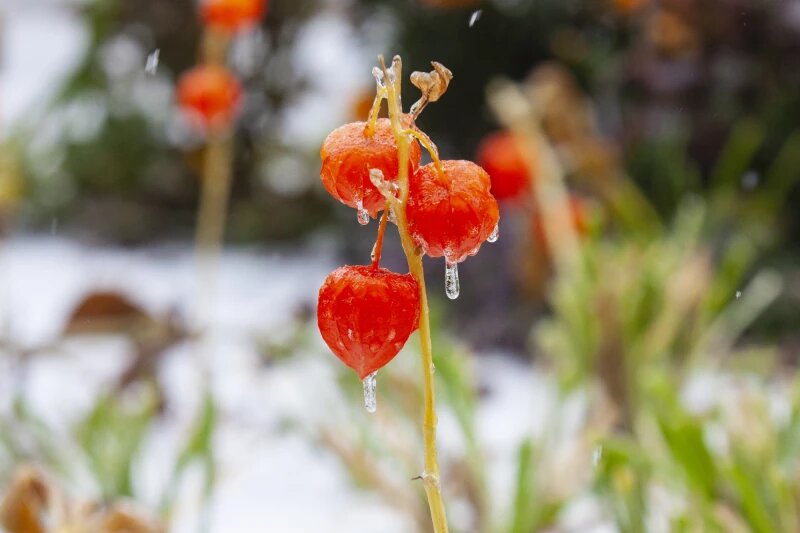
[410, 62, 453, 117]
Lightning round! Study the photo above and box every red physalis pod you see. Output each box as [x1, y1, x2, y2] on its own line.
[320, 117, 422, 222]
[406, 160, 500, 265]
[476, 131, 534, 201]
[201, 0, 266, 33]
[317, 265, 420, 379]
[177, 65, 242, 130]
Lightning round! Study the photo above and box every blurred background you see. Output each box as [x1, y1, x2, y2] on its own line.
[1, 0, 800, 531]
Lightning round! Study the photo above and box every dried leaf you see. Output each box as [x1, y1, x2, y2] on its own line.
[0, 466, 49, 533]
[102, 503, 163, 533]
[410, 62, 453, 117]
[63, 291, 154, 336]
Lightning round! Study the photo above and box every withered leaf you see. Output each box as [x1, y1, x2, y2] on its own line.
[0, 466, 49, 533]
[63, 291, 154, 336]
[410, 62, 453, 116]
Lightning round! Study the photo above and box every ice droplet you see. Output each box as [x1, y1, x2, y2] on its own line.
[145, 49, 160, 75]
[735, 290, 742, 299]
[468, 9, 482, 27]
[356, 200, 369, 226]
[387, 207, 397, 224]
[363, 371, 377, 413]
[487, 223, 499, 243]
[388, 56, 401, 84]
[372, 67, 385, 88]
[369, 168, 399, 199]
[445, 260, 460, 300]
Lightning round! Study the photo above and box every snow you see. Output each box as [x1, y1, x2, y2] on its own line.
[0, 236, 570, 531]
[0, 1, 89, 132]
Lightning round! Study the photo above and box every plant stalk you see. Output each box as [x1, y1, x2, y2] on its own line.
[487, 81, 581, 273]
[381, 55, 449, 533]
[194, 130, 233, 371]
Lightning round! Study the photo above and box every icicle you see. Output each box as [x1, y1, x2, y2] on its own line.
[356, 200, 369, 226]
[386, 56, 403, 109]
[387, 207, 397, 225]
[445, 260, 460, 300]
[369, 168, 399, 199]
[363, 371, 378, 413]
[388, 56, 401, 84]
[487, 223, 499, 243]
[370, 241, 377, 263]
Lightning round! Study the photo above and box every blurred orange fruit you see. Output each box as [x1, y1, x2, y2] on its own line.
[177, 64, 242, 130]
[201, 0, 266, 33]
[476, 131, 533, 201]
[612, 0, 648, 15]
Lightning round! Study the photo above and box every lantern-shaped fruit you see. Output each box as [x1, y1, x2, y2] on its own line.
[406, 160, 499, 299]
[201, 0, 266, 33]
[407, 160, 499, 264]
[476, 131, 533, 201]
[317, 265, 420, 379]
[177, 65, 242, 129]
[320, 118, 422, 222]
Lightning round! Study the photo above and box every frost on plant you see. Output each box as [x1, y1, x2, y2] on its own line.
[315, 54, 500, 533]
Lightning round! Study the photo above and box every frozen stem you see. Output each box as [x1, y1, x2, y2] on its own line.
[404, 127, 443, 175]
[378, 54, 450, 533]
[365, 68, 388, 137]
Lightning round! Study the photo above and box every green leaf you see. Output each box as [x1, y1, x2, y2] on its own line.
[75, 388, 156, 499]
[727, 449, 779, 533]
[760, 130, 800, 208]
[508, 438, 537, 533]
[710, 119, 765, 191]
[162, 388, 217, 513]
[656, 409, 716, 500]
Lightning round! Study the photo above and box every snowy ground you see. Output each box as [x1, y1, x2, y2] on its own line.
[0, 236, 569, 532]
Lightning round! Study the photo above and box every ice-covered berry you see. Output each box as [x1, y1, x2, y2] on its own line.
[406, 160, 500, 264]
[317, 265, 420, 379]
[320, 118, 422, 219]
[177, 64, 242, 129]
